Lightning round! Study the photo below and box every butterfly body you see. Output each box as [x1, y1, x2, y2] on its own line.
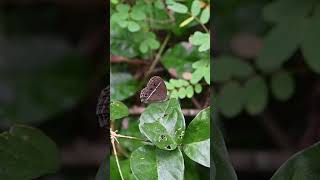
[140, 76, 167, 103]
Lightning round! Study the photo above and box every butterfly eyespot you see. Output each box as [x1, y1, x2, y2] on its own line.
[166, 145, 171, 150]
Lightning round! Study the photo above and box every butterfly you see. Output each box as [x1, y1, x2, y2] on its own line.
[140, 76, 168, 103]
[96, 86, 109, 127]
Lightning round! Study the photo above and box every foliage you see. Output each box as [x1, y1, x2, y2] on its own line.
[0, 125, 59, 180]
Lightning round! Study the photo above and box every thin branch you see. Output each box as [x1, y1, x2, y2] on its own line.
[110, 55, 149, 65]
[191, 97, 202, 109]
[144, 34, 171, 79]
[111, 129, 125, 180]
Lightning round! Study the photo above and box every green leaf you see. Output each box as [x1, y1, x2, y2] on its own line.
[116, 4, 130, 13]
[110, 101, 129, 121]
[167, 1, 188, 14]
[165, 81, 175, 90]
[108, 156, 134, 180]
[130, 145, 184, 180]
[131, 6, 146, 21]
[162, 43, 203, 78]
[217, 81, 244, 117]
[139, 99, 185, 150]
[302, 11, 320, 73]
[127, 21, 141, 32]
[191, 67, 204, 84]
[194, 84, 202, 94]
[189, 31, 210, 52]
[178, 87, 187, 99]
[263, 0, 314, 23]
[155, 0, 165, 9]
[256, 19, 304, 72]
[212, 116, 238, 180]
[119, 119, 145, 152]
[186, 86, 194, 98]
[191, 0, 201, 16]
[270, 142, 320, 180]
[139, 42, 148, 53]
[170, 89, 179, 98]
[0, 125, 59, 180]
[111, 73, 139, 101]
[147, 38, 160, 49]
[183, 107, 210, 167]
[179, 16, 195, 27]
[200, 7, 210, 24]
[243, 76, 268, 115]
[271, 71, 295, 101]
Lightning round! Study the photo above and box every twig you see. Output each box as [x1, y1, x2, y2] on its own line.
[111, 129, 124, 180]
[144, 34, 171, 80]
[188, 13, 209, 33]
[110, 55, 149, 65]
[191, 97, 202, 109]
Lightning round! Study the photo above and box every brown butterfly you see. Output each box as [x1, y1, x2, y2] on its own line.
[96, 86, 109, 127]
[140, 76, 167, 103]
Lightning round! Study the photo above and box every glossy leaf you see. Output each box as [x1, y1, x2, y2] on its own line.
[189, 31, 210, 52]
[200, 7, 210, 24]
[183, 107, 210, 167]
[256, 19, 304, 72]
[212, 115, 238, 180]
[271, 71, 295, 101]
[130, 145, 184, 180]
[263, 0, 314, 23]
[191, 0, 201, 16]
[128, 21, 141, 32]
[167, 0, 188, 14]
[217, 81, 244, 117]
[270, 142, 320, 180]
[0, 125, 59, 180]
[302, 11, 320, 73]
[139, 99, 185, 150]
[110, 101, 129, 121]
[111, 73, 139, 101]
[243, 76, 268, 115]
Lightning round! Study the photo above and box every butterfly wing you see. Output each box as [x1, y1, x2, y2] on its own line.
[96, 86, 109, 127]
[140, 76, 167, 103]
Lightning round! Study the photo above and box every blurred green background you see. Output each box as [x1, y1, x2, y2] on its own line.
[0, 1, 106, 180]
[214, 0, 320, 179]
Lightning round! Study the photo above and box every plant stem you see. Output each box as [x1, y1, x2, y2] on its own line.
[188, 13, 209, 33]
[144, 34, 171, 81]
[111, 128, 125, 180]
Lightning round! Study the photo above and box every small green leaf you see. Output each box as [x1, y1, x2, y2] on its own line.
[167, 1, 188, 14]
[200, 7, 210, 24]
[191, 0, 201, 16]
[179, 16, 195, 27]
[130, 146, 184, 180]
[147, 38, 160, 49]
[189, 31, 210, 52]
[110, 101, 129, 121]
[116, 4, 130, 13]
[139, 42, 149, 53]
[155, 0, 165, 9]
[111, 73, 139, 101]
[256, 19, 304, 72]
[131, 6, 146, 21]
[191, 67, 204, 84]
[170, 89, 179, 98]
[217, 81, 244, 117]
[243, 76, 268, 115]
[194, 84, 202, 94]
[117, 20, 129, 28]
[186, 86, 194, 98]
[178, 87, 187, 99]
[302, 11, 320, 73]
[165, 81, 175, 90]
[270, 142, 320, 180]
[127, 21, 141, 32]
[183, 107, 210, 167]
[271, 71, 295, 101]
